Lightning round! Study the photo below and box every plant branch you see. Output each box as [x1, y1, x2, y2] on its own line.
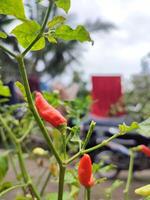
[18, 121, 34, 142]
[66, 132, 121, 164]
[0, 128, 18, 178]
[0, 183, 28, 197]
[0, 114, 41, 200]
[124, 150, 134, 200]
[22, 1, 53, 57]
[87, 188, 91, 200]
[58, 166, 66, 200]
[0, 44, 17, 58]
[40, 171, 51, 196]
[82, 121, 96, 149]
[16, 56, 62, 166]
[83, 132, 121, 154]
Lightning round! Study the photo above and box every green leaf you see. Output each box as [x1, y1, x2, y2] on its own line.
[42, 91, 62, 107]
[0, 31, 7, 39]
[0, 155, 9, 182]
[0, 182, 12, 193]
[99, 164, 117, 174]
[138, 118, 150, 138]
[0, 0, 26, 20]
[15, 196, 32, 200]
[0, 81, 10, 97]
[54, 0, 70, 13]
[11, 20, 45, 51]
[119, 122, 139, 134]
[47, 16, 66, 28]
[144, 196, 150, 200]
[52, 129, 64, 158]
[36, 0, 44, 3]
[47, 35, 57, 44]
[70, 126, 81, 143]
[55, 25, 92, 42]
[70, 185, 80, 199]
[15, 81, 27, 101]
[135, 184, 150, 197]
[105, 180, 124, 199]
[65, 170, 76, 184]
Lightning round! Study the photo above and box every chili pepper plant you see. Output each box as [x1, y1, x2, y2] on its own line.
[0, 1, 149, 200]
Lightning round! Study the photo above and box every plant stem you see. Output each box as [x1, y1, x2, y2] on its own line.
[124, 150, 134, 200]
[0, 44, 17, 58]
[17, 56, 62, 166]
[0, 115, 41, 200]
[22, 0, 53, 57]
[36, 167, 47, 187]
[83, 133, 121, 154]
[58, 166, 66, 200]
[87, 188, 91, 200]
[66, 133, 121, 164]
[18, 121, 34, 142]
[16, 142, 30, 183]
[63, 135, 66, 159]
[82, 121, 96, 149]
[0, 183, 27, 197]
[84, 188, 86, 200]
[0, 128, 18, 178]
[66, 151, 81, 164]
[40, 172, 51, 196]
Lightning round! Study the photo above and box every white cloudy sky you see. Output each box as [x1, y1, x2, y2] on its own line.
[66, 0, 150, 80]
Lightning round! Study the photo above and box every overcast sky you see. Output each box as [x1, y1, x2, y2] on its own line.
[66, 0, 150, 80]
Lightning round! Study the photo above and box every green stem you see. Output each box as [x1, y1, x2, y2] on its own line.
[83, 133, 121, 154]
[40, 172, 51, 196]
[87, 188, 91, 200]
[0, 183, 28, 197]
[84, 188, 86, 200]
[62, 131, 67, 160]
[0, 44, 17, 58]
[17, 142, 41, 200]
[36, 167, 47, 187]
[0, 128, 18, 178]
[82, 121, 96, 149]
[16, 143, 30, 183]
[58, 166, 66, 200]
[66, 151, 81, 164]
[124, 150, 134, 200]
[17, 56, 62, 166]
[0, 115, 41, 200]
[22, 1, 53, 57]
[18, 121, 34, 142]
[66, 133, 121, 164]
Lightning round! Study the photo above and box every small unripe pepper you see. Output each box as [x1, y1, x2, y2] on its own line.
[78, 154, 94, 188]
[32, 147, 48, 156]
[135, 184, 150, 196]
[49, 162, 58, 177]
[139, 145, 150, 157]
[35, 92, 67, 127]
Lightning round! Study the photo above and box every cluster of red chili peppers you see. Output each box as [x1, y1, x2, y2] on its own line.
[35, 92, 94, 188]
[35, 92, 150, 189]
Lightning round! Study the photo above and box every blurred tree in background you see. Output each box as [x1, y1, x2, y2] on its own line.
[0, 0, 116, 85]
[125, 56, 150, 122]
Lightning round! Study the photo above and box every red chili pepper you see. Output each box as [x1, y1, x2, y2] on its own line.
[35, 92, 67, 127]
[140, 145, 150, 157]
[78, 154, 94, 188]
